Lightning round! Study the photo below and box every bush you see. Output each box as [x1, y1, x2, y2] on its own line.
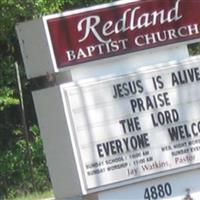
[0, 123, 51, 199]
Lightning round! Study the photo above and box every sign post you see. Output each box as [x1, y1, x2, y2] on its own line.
[16, 0, 200, 199]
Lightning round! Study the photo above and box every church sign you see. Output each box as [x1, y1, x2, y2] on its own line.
[45, 0, 200, 68]
[61, 56, 200, 190]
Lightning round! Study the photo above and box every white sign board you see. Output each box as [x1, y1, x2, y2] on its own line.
[61, 56, 200, 192]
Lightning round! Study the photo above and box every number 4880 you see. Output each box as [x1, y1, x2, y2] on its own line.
[144, 182, 172, 200]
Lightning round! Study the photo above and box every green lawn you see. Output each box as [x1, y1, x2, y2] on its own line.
[13, 191, 53, 200]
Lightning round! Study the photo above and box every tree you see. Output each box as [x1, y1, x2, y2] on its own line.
[0, 0, 111, 198]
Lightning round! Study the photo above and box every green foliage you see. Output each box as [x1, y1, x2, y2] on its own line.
[12, 190, 53, 200]
[0, 125, 50, 199]
[0, 58, 19, 111]
[0, 87, 19, 111]
[189, 42, 200, 56]
[0, 0, 111, 199]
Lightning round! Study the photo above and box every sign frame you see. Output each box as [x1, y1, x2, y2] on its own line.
[16, 0, 200, 198]
[60, 55, 200, 194]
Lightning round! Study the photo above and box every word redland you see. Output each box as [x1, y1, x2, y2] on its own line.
[78, 0, 182, 43]
[47, 0, 200, 68]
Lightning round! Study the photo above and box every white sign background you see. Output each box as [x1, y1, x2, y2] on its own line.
[61, 56, 200, 191]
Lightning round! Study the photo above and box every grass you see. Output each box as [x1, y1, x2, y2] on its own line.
[13, 190, 53, 200]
